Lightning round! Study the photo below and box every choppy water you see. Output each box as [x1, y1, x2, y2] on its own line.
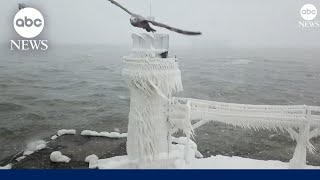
[1, 45, 320, 163]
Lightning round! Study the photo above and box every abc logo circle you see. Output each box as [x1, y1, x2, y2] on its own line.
[13, 8, 44, 38]
[300, 4, 317, 21]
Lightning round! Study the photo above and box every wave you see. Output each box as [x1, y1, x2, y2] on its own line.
[0, 103, 24, 112]
[229, 59, 253, 65]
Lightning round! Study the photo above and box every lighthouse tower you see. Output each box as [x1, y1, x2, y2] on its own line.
[122, 33, 183, 163]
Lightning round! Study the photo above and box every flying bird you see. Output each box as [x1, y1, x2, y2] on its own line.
[18, 3, 28, 10]
[106, 0, 202, 35]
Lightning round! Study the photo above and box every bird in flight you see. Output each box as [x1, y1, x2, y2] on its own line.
[18, 3, 28, 10]
[106, 0, 202, 35]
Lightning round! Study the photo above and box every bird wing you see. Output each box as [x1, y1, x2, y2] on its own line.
[107, 0, 133, 15]
[18, 3, 28, 10]
[148, 20, 202, 35]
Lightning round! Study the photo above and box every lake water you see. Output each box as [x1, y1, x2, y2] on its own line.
[1, 45, 320, 163]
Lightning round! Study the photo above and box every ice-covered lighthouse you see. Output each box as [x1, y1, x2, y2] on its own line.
[122, 32, 184, 163]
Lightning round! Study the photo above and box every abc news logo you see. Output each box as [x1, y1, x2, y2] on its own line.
[299, 4, 319, 28]
[16, 16, 43, 28]
[10, 7, 48, 51]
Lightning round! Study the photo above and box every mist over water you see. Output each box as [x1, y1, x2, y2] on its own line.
[0, 45, 320, 162]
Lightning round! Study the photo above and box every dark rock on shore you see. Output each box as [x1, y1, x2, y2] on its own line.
[1, 122, 320, 169]
[4, 134, 126, 169]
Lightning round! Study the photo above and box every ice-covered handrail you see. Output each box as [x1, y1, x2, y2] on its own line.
[170, 97, 320, 130]
[166, 97, 320, 168]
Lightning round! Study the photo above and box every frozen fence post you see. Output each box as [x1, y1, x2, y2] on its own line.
[184, 100, 192, 164]
[122, 33, 183, 162]
[289, 106, 311, 169]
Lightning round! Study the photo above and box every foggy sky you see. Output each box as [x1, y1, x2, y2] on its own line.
[0, 0, 320, 48]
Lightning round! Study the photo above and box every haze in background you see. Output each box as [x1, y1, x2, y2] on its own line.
[0, 0, 320, 48]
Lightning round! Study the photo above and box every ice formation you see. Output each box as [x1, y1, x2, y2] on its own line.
[57, 129, 76, 136]
[81, 130, 127, 138]
[96, 142, 197, 169]
[0, 164, 12, 169]
[95, 32, 320, 169]
[50, 151, 71, 163]
[171, 137, 203, 158]
[183, 155, 320, 169]
[51, 135, 58, 140]
[85, 154, 99, 163]
[169, 97, 320, 168]
[16, 156, 26, 162]
[22, 140, 46, 156]
[123, 33, 185, 163]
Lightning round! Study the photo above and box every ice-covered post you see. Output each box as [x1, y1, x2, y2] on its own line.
[289, 106, 311, 169]
[122, 33, 183, 162]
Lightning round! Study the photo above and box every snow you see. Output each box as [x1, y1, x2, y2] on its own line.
[85, 154, 99, 163]
[23, 140, 46, 156]
[95, 142, 320, 169]
[23, 150, 34, 156]
[85, 154, 99, 169]
[51, 135, 58, 140]
[171, 137, 203, 158]
[171, 137, 197, 149]
[108, 132, 127, 138]
[182, 155, 320, 169]
[81, 130, 127, 138]
[0, 164, 12, 169]
[16, 156, 26, 162]
[50, 151, 71, 163]
[89, 161, 99, 169]
[57, 129, 76, 136]
[96, 154, 320, 169]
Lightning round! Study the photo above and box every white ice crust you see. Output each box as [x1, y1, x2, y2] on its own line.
[57, 129, 76, 136]
[81, 130, 127, 138]
[50, 151, 71, 163]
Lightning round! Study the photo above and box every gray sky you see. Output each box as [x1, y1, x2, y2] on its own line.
[1, 0, 320, 47]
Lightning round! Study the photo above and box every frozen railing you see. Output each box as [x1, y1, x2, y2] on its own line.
[166, 97, 320, 168]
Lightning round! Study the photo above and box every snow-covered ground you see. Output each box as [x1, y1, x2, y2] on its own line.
[96, 154, 320, 169]
[185, 155, 319, 169]
[95, 141, 320, 169]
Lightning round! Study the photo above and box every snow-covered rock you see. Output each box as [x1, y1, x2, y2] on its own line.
[81, 130, 100, 136]
[51, 135, 58, 140]
[23, 140, 47, 156]
[23, 150, 34, 156]
[16, 156, 26, 162]
[108, 132, 128, 138]
[57, 129, 76, 136]
[0, 164, 12, 169]
[85, 154, 99, 169]
[27, 140, 46, 151]
[50, 151, 71, 163]
[89, 160, 99, 169]
[80, 130, 127, 138]
[85, 154, 99, 163]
